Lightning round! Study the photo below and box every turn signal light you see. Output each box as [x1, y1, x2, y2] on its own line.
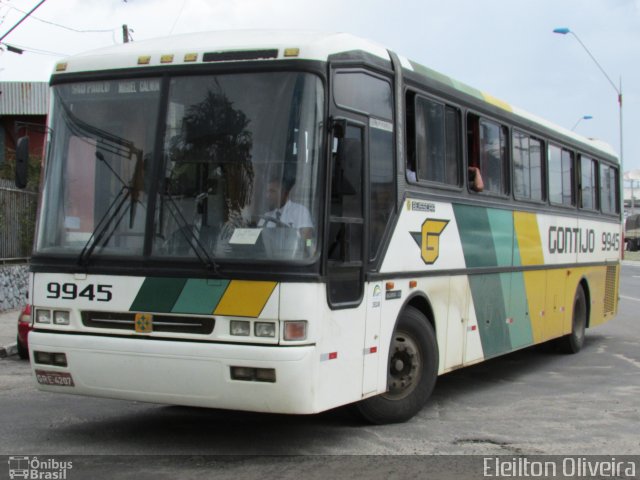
[283, 321, 307, 341]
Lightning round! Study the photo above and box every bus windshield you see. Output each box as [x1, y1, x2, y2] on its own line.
[36, 72, 324, 264]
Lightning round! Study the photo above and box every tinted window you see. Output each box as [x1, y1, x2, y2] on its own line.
[513, 130, 544, 201]
[479, 118, 508, 195]
[415, 97, 460, 185]
[369, 125, 394, 261]
[331, 125, 363, 219]
[600, 164, 619, 214]
[580, 155, 598, 210]
[549, 144, 574, 206]
[334, 72, 393, 120]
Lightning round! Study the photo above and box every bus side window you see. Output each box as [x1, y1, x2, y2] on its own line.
[579, 154, 598, 210]
[549, 144, 575, 206]
[410, 94, 461, 186]
[600, 163, 619, 214]
[467, 113, 508, 195]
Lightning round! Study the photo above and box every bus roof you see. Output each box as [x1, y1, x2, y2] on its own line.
[55, 30, 390, 73]
[54, 29, 617, 161]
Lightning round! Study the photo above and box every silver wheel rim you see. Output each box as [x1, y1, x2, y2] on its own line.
[383, 330, 422, 400]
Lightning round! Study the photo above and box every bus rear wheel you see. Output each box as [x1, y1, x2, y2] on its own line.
[557, 285, 587, 354]
[354, 306, 438, 424]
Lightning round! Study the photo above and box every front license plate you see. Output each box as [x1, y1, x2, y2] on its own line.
[35, 370, 75, 387]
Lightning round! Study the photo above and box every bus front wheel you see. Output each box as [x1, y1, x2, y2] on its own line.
[354, 306, 438, 424]
[556, 285, 587, 354]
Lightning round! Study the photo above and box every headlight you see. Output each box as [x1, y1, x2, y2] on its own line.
[230, 320, 250, 336]
[255, 322, 276, 338]
[53, 311, 70, 325]
[35, 309, 51, 324]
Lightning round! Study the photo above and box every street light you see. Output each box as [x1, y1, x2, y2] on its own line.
[571, 115, 593, 131]
[553, 27, 625, 209]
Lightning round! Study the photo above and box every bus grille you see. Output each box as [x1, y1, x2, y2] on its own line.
[81, 311, 215, 335]
[604, 265, 617, 315]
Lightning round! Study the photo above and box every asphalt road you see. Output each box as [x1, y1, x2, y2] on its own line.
[1, 265, 639, 479]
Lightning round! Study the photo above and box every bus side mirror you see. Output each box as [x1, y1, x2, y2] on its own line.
[15, 136, 29, 189]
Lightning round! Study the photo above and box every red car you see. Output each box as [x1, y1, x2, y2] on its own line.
[17, 305, 32, 360]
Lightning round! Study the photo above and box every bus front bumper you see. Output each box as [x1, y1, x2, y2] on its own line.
[28, 331, 318, 414]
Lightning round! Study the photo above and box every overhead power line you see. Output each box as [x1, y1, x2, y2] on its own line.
[0, 0, 47, 43]
[7, 4, 113, 34]
[1, 40, 66, 56]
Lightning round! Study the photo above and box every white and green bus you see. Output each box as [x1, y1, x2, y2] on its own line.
[20, 31, 621, 423]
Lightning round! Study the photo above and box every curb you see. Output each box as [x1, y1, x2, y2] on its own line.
[0, 342, 17, 358]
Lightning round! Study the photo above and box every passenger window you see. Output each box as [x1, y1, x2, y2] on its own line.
[513, 130, 544, 201]
[600, 164, 619, 214]
[548, 144, 574, 206]
[579, 155, 598, 210]
[467, 114, 508, 195]
[413, 96, 461, 186]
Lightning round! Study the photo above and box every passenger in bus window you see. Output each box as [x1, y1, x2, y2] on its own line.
[468, 166, 484, 192]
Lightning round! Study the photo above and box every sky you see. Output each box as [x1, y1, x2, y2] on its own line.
[1, 0, 639, 177]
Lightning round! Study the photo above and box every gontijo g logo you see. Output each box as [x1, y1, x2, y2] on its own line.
[410, 218, 450, 265]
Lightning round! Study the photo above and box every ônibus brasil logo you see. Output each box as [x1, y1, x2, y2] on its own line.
[8, 456, 73, 479]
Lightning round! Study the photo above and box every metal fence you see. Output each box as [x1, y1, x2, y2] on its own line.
[0, 179, 38, 262]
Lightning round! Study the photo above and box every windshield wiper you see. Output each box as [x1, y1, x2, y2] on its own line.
[78, 184, 130, 266]
[162, 189, 219, 273]
[77, 151, 143, 266]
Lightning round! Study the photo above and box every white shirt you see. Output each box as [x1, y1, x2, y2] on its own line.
[258, 200, 313, 229]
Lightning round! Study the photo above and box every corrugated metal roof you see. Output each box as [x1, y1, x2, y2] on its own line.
[0, 82, 49, 115]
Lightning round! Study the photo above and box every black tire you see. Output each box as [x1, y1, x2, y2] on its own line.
[556, 285, 587, 354]
[17, 336, 29, 360]
[354, 306, 439, 424]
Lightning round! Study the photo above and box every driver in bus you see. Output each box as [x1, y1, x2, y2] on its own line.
[258, 175, 314, 241]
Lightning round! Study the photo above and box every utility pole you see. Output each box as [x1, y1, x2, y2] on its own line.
[122, 24, 129, 43]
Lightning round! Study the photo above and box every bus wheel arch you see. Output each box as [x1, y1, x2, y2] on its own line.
[353, 301, 439, 424]
[557, 279, 590, 354]
[405, 292, 436, 335]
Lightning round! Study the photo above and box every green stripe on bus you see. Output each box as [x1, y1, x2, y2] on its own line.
[408, 60, 486, 103]
[171, 279, 230, 315]
[469, 274, 511, 358]
[457, 206, 534, 355]
[509, 232, 534, 348]
[453, 204, 497, 268]
[130, 277, 187, 313]
[487, 209, 513, 267]
[508, 272, 535, 349]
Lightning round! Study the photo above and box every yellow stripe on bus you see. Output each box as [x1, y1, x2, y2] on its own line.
[513, 211, 544, 265]
[481, 92, 513, 112]
[213, 280, 277, 318]
[513, 212, 546, 342]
